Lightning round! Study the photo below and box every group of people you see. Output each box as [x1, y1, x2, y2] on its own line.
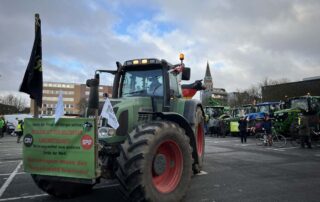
[0, 116, 24, 143]
[238, 113, 313, 148]
[238, 115, 274, 145]
[205, 115, 227, 138]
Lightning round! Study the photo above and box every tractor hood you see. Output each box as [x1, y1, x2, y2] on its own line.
[274, 108, 302, 116]
[101, 97, 154, 136]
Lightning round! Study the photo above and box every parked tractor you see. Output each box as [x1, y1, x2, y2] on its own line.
[274, 95, 320, 136]
[228, 105, 256, 136]
[205, 106, 230, 137]
[245, 102, 281, 133]
[22, 54, 205, 201]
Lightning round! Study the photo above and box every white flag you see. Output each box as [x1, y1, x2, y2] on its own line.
[101, 98, 119, 129]
[54, 91, 64, 124]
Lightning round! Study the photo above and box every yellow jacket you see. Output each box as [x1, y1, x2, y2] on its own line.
[15, 123, 23, 132]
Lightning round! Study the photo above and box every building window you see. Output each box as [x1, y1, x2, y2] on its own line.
[64, 98, 74, 102]
[43, 97, 74, 102]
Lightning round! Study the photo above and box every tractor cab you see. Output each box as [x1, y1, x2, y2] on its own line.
[205, 106, 225, 118]
[90, 56, 191, 114]
[288, 96, 320, 114]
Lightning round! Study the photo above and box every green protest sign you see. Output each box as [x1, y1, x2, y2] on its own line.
[23, 118, 96, 179]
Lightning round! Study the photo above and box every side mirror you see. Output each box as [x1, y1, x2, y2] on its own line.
[182, 67, 190, 80]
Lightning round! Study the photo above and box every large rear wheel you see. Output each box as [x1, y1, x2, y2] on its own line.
[31, 175, 93, 198]
[116, 121, 193, 202]
[193, 107, 205, 174]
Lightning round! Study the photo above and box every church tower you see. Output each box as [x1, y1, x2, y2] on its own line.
[201, 61, 214, 102]
[204, 61, 213, 91]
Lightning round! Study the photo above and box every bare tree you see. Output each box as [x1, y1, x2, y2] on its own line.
[0, 94, 27, 111]
[260, 77, 290, 87]
[77, 97, 88, 116]
[228, 77, 289, 107]
[228, 89, 251, 107]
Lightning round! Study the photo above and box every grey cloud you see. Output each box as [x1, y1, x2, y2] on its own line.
[0, 0, 319, 98]
[154, 0, 320, 91]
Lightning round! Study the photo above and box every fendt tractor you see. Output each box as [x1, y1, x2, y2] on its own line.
[22, 54, 205, 202]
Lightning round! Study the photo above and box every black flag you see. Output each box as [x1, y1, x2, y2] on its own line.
[19, 13, 43, 107]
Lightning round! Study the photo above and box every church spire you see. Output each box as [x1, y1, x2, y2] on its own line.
[203, 61, 213, 91]
[205, 61, 212, 79]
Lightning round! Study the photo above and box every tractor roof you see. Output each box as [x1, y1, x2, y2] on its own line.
[205, 106, 225, 109]
[123, 58, 171, 67]
[256, 102, 280, 106]
[289, 96, 320, 100]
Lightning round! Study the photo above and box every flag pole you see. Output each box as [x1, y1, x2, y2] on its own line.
[34, 13, 39, 118]
[33, 99, 39, 118]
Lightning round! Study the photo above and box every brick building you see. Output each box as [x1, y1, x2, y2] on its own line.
[262, 78, 320, 102]
[31, 82, 112, 116]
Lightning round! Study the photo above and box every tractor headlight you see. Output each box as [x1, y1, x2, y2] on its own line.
[98, 127, 110, 139]
[98, 127, 117, 139]
[108, 128, 116, 136]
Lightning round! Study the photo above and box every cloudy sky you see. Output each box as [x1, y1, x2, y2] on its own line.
[0, 0, 319, 102]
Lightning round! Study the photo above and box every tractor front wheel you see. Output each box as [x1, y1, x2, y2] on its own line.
[116, 121, 192, 202]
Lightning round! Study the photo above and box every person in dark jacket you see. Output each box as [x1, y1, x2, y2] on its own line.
[238, 116, 248, 143]
[262, 116, 272, 146]
[298, 113, 311, 148]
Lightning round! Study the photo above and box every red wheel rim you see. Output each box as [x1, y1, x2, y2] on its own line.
[197, 123, 204, 156]
[152, 140, 183, 193]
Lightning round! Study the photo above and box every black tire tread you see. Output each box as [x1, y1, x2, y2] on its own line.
[116, 121, 192, 202]
[193, 107, 205, 174]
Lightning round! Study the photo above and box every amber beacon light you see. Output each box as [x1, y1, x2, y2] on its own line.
[179, 53, 184, 61]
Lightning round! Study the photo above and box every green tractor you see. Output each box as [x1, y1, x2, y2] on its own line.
[205, 106, 230, 136]
[274, 95, 320, 136]
[23, 55, 205, 201]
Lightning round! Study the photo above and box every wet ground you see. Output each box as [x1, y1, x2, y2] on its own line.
[1, 135, 320, 202]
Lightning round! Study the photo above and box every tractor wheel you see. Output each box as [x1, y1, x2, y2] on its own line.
[193, 107, 205, 174]
[116, 121, 193, 202]
[31, 175, 93, 198]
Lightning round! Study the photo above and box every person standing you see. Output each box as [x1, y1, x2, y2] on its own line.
[298, 113, 311, 149]
[262, 116, 272, 146]
[15, 120, 24, 143]
[207, 115, 215, 137]
[238, 116, 248, 143]
[0, 116, 4, 138]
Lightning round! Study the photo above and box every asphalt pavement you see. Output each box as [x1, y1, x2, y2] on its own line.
[1, 134, 320, 202]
